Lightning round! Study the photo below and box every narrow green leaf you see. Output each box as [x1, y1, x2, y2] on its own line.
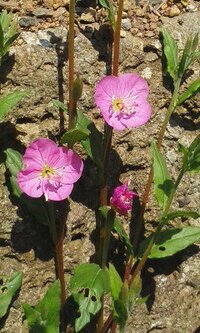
[161, 27, 178, 83]
[98, 0, 115, 27]
[52, 99, 67, 113]
[23, 280, 61, 333]
[178, 78, 200, 105]
[180, 135, 200, 173]
[3, 32, 20, 56]
[108, 263, 122, 302]
[0, 272, 23, 319]
[164, 210, 199, 222]
[0, 24, 4, 51]
[0, 91, 28, 119]
[70, 263, 110, 332]
[151, 141, 174, 210]
[139, 227, 200, 259]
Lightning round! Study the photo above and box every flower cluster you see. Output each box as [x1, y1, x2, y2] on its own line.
[95, 73, 151, 131]
[17, 138, 83, 201]
[110, 181, 138, 216]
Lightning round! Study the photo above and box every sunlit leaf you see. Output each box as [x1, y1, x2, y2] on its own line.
[180, 135, 200, 173]
[178, 78, 200, 105]
[163, 210, 199, 223]
[70, 263, 110, 332]
[0, 272, 23, 319]
[151, 141, 174, 210]
[139, 227, 200, 259]
[161, 27, 178, 83]
[98, 0, 115, 27]
[0, 91, 27, 119]
[23, 280, 61, 333]
[108, 263, 122, 302]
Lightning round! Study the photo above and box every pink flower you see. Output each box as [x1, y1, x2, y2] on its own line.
[110, 182, 138, 215]
[17, 138, 83, 201]
[95, 73, 151, 131]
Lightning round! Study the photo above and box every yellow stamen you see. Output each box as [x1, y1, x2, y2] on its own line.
[41, 165, 55, 178]
[112, 98, 124, 112]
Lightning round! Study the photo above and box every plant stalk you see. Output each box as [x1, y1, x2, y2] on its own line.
[132, 78, 182, 251]
[68, 0, 76, 129]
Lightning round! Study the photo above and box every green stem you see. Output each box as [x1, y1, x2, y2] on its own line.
[98, 166, 185, 333]
[132, 78, 182, 252]
[68, 0, 76, 129]
[129, 166, 184, 285]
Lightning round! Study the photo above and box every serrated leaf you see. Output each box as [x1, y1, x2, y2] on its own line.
[139, 227, 200, 259]
[151, 141, 175, 210]
[52, 99, 67, 113]
[178, 78, 200, 105]
[60, 128, 89, 146]
[0, 272, 23, 319]
[70, 263, 110, 332]
[23, 280, 61, 333]
[161, 27, 178, 83]
[163, 210, 199, 223]
[0, 91, 27, 119]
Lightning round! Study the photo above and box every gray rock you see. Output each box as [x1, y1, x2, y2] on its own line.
[122, 18, 132, 31]
[19, 16, 38, 28]
[32, 7, 54, 18]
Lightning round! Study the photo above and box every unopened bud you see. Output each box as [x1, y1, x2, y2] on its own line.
[72, 75, 83, 103]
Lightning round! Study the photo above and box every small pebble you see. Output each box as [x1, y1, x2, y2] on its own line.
[168, 5, 181, 17]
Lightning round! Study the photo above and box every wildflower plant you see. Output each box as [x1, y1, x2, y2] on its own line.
[0, 10, 19, 65]
[2, 0, 200, 333]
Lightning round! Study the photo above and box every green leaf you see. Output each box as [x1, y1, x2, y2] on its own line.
[99, 206, 133, 255]
[161, 27, 178, 83]
[108, 263, 122, 302]
[3, 32, 20, 56]
[60, 128, 89, 146]
[23, 280, 61, 333]
[180, 135, 200, 173]
[113, 217, 133, 256]
[98, 0, 115, 27]
[178, 34, 199, 77]
[70, 263, 110, 332]
[52, 99, 67, 113]
[77, 111, 103, 170]
[4, 148, 23, 177]
[0, 272, 23, 319]
[139, 227, 200, 259]
[0, 91, 27, 119]
[178, 78, 200, 105]
[164, 210, 199, 223]
[151, 141, 175, 210]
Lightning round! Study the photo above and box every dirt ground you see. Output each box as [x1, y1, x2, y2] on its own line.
[0, 0, 200, 332]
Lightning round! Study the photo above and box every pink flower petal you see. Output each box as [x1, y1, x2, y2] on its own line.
[95, 73, 151, 131]
[17, 169, 43, 198]
[17, 138, 84, 201]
